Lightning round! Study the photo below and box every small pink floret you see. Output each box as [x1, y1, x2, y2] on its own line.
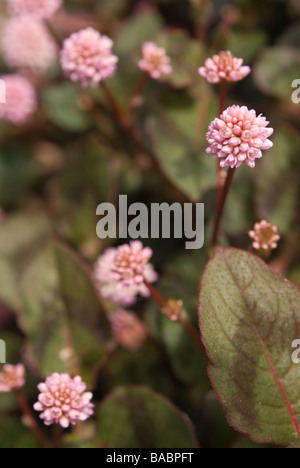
[110, 309, 147, 350]
[2, 16, 57, 72]
[249, 220, 280, 251]
[138, 41, 172, 80]
[60, 27, 118, 88]
[93, 241, 158, 306]
[34, 373, 94, 428]
[7, 0, 62, 20]
[199, 50, 251, 84]
[206, 105, 274, 168]
[0, 364, 25, 392]
[0, 75, 37, 124]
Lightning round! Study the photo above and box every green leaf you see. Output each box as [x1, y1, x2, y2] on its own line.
[255, 127, 300, 234]
[146, 91, 217, 201]
[0, 144, 42, 207]
[19, 240, 111, 383]
[254, 47, 300, 100]
[199, 247, 300, 445]
[114, 9, 164, 56]
[156, 30, 204, 88]
[227, 30, 268, 63]
[146, 249, 209, 384]
[43, 83, 93, 132]
[0, 212, 52, 309]
[97, 386, 199, 448]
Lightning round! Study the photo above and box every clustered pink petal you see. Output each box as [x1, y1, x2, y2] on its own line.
[33, 373, 94, 428]
[0, 364, 25, 392]
[199, 50, 251, 84]
[206, 105, 274, 168]
[138, 41, 172, 80]
[60, 27, 118, 88]
[93, 241, 158, 306]
[110, 310, 147, 350]
[7, 0, 62, 20]
[1, 17, 57, 72]
[0, 75, 37, 124]
[249, 220, 280, 251]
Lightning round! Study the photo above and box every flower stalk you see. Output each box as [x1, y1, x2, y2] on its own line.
[14, 388, 48, 448]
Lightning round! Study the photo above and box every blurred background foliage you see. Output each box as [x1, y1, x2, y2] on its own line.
[0, 0, 300, 448]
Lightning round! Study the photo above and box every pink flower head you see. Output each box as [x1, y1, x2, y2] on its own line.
[0, 75, 37, 124]
[7, 0, 62, 20]
[199, 50, 251, 84]
[60, 27, 118, 88]
[1, 17, 57, 73]
[33, 373, 94, 428]
[138, 41, 172, 80]
[249, 220, 280, 251]
[0, 364, 25, 392]
[94, 241, 158, 306]
[206, 105, 274, 168]
[110, 309, 147, 350]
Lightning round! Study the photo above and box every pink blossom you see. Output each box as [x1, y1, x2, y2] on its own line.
[1, 17, 57, 73]
[0, 75, 37, 124]
[0, 364, 25, 392]
[93, 241, 158, 306]
[199, 50, 251, 84]
[110, 310, 147, 350]
[206, 105, 274, 168]
[138, 41, 172, 79]
[249, 220, 280, 251]
[7, 0, 62, 20]
[60, 28, 118, 88]
[33, 373, 94, 428]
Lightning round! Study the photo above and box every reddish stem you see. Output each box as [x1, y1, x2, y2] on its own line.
[14, 388, 48, 448]
[143, 279, 166, 309]
[211, 167, 236, 246]
[144, 280, 205, 353]
[216, 81, 228, 213]
[100, 81, 128, 130]
[129, 72, 149, 116]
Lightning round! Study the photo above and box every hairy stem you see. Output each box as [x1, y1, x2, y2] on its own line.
[211, 167, 236, 246]
[14, 388, 48, 448]
[144, 280, 205, 353]
[216, 80, 228, 212]
[129, 72, 149, 117]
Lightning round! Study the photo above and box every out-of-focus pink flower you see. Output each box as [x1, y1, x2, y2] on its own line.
[199, 50, 251, 84]
[33, 373, 94, 428]
[206, 105, 274, 168]
[60, 27, 118, 88]
[110, 309, 147, 350]
[249, 220, 280, 251]
[1, 17, 57, 73]
[0, 75, 37, 124]
[0, 364, 25, 392]
[7, 0, 62, 20]
[138, 41, 172, 79]
[93, 241, 158, 306]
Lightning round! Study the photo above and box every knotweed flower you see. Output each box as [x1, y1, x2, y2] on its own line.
[1, 17, 57, 72]
[7, 0, 62, 20]
[33, 373, 94, 428]
[206, 105, 274, 168]
[249, 220, 280, 251]
[60, 27, 118, 87]
[94, 241, 158, 306]
[0, 364, 25, 392]
[199, 50, 251, 84]
[138, 41, 172, 79]
[0, 75, 37, 124]
[110, 310, 147, 350]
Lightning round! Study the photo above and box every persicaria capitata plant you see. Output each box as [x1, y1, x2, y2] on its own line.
[0, 0, 299, 450]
